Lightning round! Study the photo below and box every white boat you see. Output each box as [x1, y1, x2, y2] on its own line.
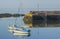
[8, 25, 30, 36]
[8, 25, 23, 30]
[13, 33, 29, 36]
[8, 29, 29, 36]
[8, 29, 29, 33]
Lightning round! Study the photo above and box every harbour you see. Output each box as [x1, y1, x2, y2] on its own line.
[0, 0, 60, 39]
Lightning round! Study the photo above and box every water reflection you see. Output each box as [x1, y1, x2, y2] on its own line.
[24, 19, 60, 27]
[1, 17, 60, 39]
[6, 17, 60, 39]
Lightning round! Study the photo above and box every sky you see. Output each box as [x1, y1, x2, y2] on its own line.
[0, 0, 60, 13]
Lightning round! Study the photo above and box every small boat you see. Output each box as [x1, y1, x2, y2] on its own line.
[13, 33, 29, 36]
[8, 25, 30, 36]
[8, 25, 24, 30]
[13, 30, 29, 36]
[8, 29, 30, 36]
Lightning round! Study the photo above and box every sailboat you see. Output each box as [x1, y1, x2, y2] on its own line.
[8, 25, 30, 36]
[8, 4, 30, 36]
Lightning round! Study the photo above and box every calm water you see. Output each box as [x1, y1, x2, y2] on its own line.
[0, 17, 60, 39]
